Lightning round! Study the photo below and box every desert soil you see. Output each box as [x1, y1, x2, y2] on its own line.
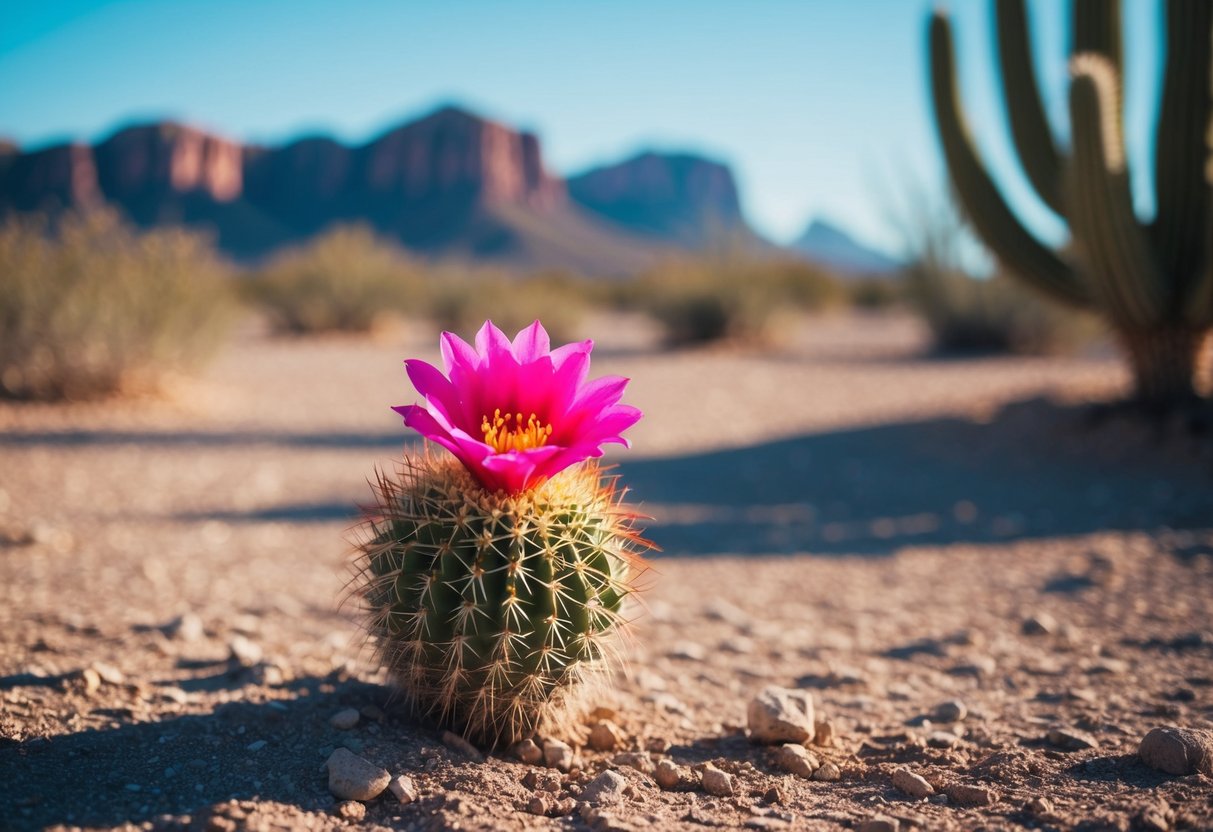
[1, 312, 1211, 832]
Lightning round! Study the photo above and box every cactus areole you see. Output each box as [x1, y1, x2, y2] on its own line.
[353, 320, 650, 747]
[928, 0, 1213, 405]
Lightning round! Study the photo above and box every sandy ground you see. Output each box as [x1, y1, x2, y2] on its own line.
[1, 312, 1211, 831]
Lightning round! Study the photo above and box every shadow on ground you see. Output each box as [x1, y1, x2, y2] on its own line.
[0, 674, 399, 830]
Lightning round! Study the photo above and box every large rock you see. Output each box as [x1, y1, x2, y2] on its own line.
[580, 769, 628, 806]
[1138, 727, 1213, 776]
[748, 686, 816, 744]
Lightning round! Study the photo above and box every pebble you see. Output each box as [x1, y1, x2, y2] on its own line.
[929, 700, 967, 723]
[527, 794, 550, 815]
[1027, 796, 1053, 814]
[330, 708, 360, 730]
[775, 744, 820, 778]
[91, 662, 125, 685]
[945, 783, 998, 806]
[385, 775, 415, 805]
[654, 759, 682, 789]
[245, 740, 267, 752]
[543, 738, 575, 772]
[613, 751, 653, 773]
[1022, 613, 1057, 636]
[1138, 726, 1213, 775]
[891, 767, 934, 799]
[512, 738, 543, 765]
[581, 770, 628, 805]
[669, 641, 707, 661]
[1046, 726, 1098, 751]
[814, 719, 836, 746]
[227, 636, 263, 667]
[78, 667, 102, 694]
[162, 613, 204, 642]
[588, 721, 623, 752]
[336, 800, 365, 821]
[926, 731, 960, 749]
[811, 762, 841, 782]
[747, 686, 815, 744]
[857, 818, 899, 832]
[701, 764, 734, 797]
[948, 656, 997, 677]
[441, 730, 484, 761]
[324, 748, 390, 801]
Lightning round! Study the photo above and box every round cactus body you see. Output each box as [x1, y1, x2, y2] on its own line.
[355, 454, 648, 747]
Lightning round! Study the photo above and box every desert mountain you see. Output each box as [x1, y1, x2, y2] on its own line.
[790, 218, 901, 277]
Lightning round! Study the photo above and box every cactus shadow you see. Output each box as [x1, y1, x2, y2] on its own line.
[617, 396, 1211, 557]
[0, 674, 418, 830]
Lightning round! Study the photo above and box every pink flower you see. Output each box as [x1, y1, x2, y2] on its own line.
[393, 320, 642, 493]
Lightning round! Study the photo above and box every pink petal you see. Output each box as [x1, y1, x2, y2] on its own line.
[440, 331, 480, 375]
[475, 321, 515, 366]
[404, 359, 459, 416]
[511, 320, 551, 363]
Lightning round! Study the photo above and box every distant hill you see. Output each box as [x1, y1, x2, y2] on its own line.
[567, 151, 766, 250]
[791, 219, 901, 277]
[0, 106, 666, 274]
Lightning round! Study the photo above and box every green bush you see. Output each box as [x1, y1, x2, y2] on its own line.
[0, 211, 235, 400]
[248, 225, 420, 334]
[624, 256, 845, 346]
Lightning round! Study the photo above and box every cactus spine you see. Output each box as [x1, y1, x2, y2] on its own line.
[353, 454, 649, 747]
[929, 0, 1213, 403]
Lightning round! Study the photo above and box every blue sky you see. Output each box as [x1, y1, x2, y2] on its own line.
[0, 1, 1160, 255]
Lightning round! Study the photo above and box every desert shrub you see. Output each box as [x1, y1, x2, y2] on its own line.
[0, 210, 236, 400]
[248, 225, 420, 334]
[848, 277, 904, 309]
[424, 267, 590, 343]
[625, 256, 844, 346]
[907, 264, 1102, 355]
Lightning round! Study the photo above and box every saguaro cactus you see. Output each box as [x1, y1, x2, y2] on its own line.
[929, 0, 1213, 404]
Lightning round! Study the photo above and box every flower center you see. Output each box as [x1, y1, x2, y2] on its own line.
[481, 409, 553, 453]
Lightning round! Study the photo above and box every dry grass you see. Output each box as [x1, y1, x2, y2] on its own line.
[0, 210, 236, 400]
[247, 225, 421, 334]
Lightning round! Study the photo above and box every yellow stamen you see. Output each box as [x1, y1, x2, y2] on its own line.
[480, 408, 553, 453]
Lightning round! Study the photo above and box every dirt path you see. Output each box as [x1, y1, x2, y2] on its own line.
[2, 313, 1211, 831]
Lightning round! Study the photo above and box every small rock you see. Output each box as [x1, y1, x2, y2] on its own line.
[245, 740, 267, 752]
[442, 730, 484, 761]
[388, 774, 418, 804]
[669, 641, 707, 661]
[1027, 796, 1053, 814]
[512, 738, 543, 765]
[1022, 613, 1057, 636]
[813, 719, 835, 746]
[581, 770, 628, 806]
[227, 636, 262, 667]
[948, 655, 997, 677]
[612, 751, 652, 773]
[654, 759, 682, 789]
[811, 762, 841, 782]
[330, 708, 360, 731]
[701, 764, 734, 797]
[1046, 726, 1098, 751]
[527, 794, 550, 815]
[747, 686, 815, 744]
[324, 748, 390, 801]
[927, 731, 960, 749]
[588, 721, 623, 752]
[91, 662, 125, 685]
[78, 667, 102, 694]
[857, 818, 899, 832]
[762, 785, 785, 805]
[929, 700, 967, 723]
[543, 738, 574, 772]
[336, 801, 366, 821]
[946, 783, 998, 807]
[891, 767, 934, 799]
[1138, 726, 1213, 775]
[775, 744, 820, 778]
[162, 613, 204, 642]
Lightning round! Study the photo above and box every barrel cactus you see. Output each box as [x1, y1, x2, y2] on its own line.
[929, 0, 1212, 405]
[352, 320, 649, 747]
